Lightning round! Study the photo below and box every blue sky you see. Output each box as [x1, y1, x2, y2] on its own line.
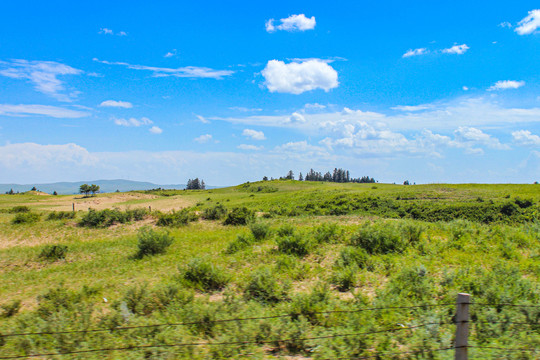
[0, 1, 539, 185]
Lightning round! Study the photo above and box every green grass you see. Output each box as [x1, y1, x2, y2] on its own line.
[0, 181, 539, 359]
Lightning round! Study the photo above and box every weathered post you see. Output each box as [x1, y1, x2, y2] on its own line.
[455, 293, 470, 360]
[149, 206, 151, 212]
[72, 203, 75, 212]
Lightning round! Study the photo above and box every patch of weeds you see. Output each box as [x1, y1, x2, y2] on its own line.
[156, 208, 197, 227]
[225, 234, 253, 254]
[1, 300, 21, 318]
[202, 204, 227, 220]
[349, 221, 406, 254]
[277, 234, 312, 257]
[244, 267, 288, 304]
[46, 211, 75, 220]
[250, 222, 271, 240]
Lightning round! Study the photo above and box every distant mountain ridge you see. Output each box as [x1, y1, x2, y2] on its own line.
[0, 179, 221, 195]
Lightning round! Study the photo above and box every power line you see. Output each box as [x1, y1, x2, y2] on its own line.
[0, 323, 441, 359]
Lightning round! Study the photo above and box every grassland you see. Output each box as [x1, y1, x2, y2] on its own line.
[0, 181, 539, 359]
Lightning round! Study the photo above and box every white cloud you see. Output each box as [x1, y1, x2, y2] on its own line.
[288, 112, 306, 123]
[194, 134, 212, 143]
[402, 48, 428, 58]
[229, 107, 262, 112]
[499, 21, 513, 28]
[391, 105, 431, 112]
[114, 117, 153, 127]
[304, 103, 327, 110]
[442, 44, 469, 55]
[515, 9, 540, 35]
[488, 80, 525, 91]
[99, 100, 133, 108]
[462, 86, 469, 91]
[93, 58, 234, 79]
[237, 144, 263, 150]
[0, 104, 89, 118]
[512, 130, 540, 146]
[454, 126, 508, 150]
[149, 126, 162, 134]
[0, 59, 82, 101]
[266, 14, 316, 33]
[262, 59, 338, 94]
[242, 129, 266, 140]
[196, 115, 210, 124]
[99, 28, 127, 36]
[164, 49, 177, 58]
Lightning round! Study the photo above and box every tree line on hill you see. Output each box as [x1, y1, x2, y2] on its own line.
[262, 168, 376, 184]
[186, 178, 206, 190]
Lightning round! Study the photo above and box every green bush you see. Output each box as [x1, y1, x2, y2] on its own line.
[349, 222, 406, 254]
[312, 223, 343, 244]
[225, 234, 253, 254]
[134, 227, 174, 259]
[336, 246, 369, 269]
[277, 234, 312, 257]
[202, 204, 227, 220]
[250, 222, 271, 240]
[156, 209, 197, 227]
[399, 221, 424, 245]
[180, 258, 229, 291]
[1, 300, 21, 318]
[223, 207, 255, 225]
[79, 208, 148, 227]
[244, 268, 288, 304]
[276, 223, 295, 237]
[330, 266, 357, 292]
[46, 211, 75, 220]
[11, 212, 40, 224]
[39, 244, 68, 261]
[9, 206, 30, 213]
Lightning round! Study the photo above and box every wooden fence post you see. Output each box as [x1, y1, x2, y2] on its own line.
[72, 203, 75, 212]
[455, 293, 470, 360]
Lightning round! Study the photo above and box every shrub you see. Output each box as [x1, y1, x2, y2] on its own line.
[156, 209, 197, 227]
[276, 223, 295, 237]
[313, 223, 343, 244]
[9, 206, 30, 213]
[39, 244, 68, 261]
[47, 211, 75, 220]
[399, 221, 424, 245]
[514, 198, 533, 209]
[225, 234, 253, 254]
[244, 268, 288, 304]
[134, 227, 174, 259]
[11, 212, 40, 224]
[277, 234, 312, 257]
[79, 208, 149, 227]
[202, 204, 227, 220]
[336, 246, 369, 269]
[330, 266, 357, 292]
[1, 300, 21, 318]
[349, 222, 406, 254]
[223, 207, 255, 225]
[250, 222, 271, 240]
[180, 258, 229, 291]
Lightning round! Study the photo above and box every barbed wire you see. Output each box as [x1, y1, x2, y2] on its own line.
[0, 322, 441, 359]
[470, 345, 539, 352]
[1, 303, 453, 338]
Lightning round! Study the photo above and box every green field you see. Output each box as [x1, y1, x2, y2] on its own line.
[0, 181, 539, 359]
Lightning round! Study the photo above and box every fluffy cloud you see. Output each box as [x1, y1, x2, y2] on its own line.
[488, 80, 525, 91]
[392, 105, 431, 112]
[114, 117, 153, 127]
[194, 134, 212, 143]
[100, 100, 133, 108]
[453, 126, 508, 150]
[0, 60, 82, 101]
[164, 49, 177, 58]
[515, 9, 540, 35]
[266, 14, 316, 32]
[0, 104, 89, 118]
[512, 130, 540, 146]
[149, 126, 163, 134]
[93, 58, 233, 79]
[237, 144, 263, 150]
[262, 59, 338, 94]
[242, 129, 266, 140]
[402, 48, 428, 58]
[442, 44, 469, 55]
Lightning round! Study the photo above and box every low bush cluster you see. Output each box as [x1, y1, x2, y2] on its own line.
[11, 212, 40, 224]
[156, 209, 197, 227]
[39, 244, 68, 261]
[179, 258, 229, 291]
[79, 208, 148, 227]
[223, 207, 255, 225]
[201, 204, 227, 220]
[244, 268, 288, 304]
[46, 211, 75, 220]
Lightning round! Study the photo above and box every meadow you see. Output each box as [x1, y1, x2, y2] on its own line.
[0, 181, 539, 359]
